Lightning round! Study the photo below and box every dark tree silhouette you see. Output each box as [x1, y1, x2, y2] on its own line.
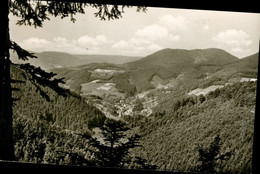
[0, 0, 15, 161]
[88, 119, 142, 168]
[87, 119, 157, 169]
[0, 0, 146, 161]
[197, 134, 231, 173]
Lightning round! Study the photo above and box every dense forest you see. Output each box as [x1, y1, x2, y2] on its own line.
[124, 81, 256, 173]
[11, 64, 156, 169]
[11, 58, 257, 173]
[9, 51, 257, 173]
[113, 73, 137, 96]
[11, 65, 107, 133]
[11, 64, 105, 163]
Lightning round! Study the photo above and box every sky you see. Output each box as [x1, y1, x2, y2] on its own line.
[9, 4, 260, 58]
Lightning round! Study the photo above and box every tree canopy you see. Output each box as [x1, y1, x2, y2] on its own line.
[9, 0, 147, 28]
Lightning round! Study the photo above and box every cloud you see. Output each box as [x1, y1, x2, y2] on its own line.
[77, 35, 98, 46]
[135, 24, 169, 40]
[19, 15, 188, 56]
[159, 15, 189, 32]
[112, 39, 162, 52]
[77, 34, 113, 47]
[20, 35, 114, 54]
[112, 40, 130, 50]
[232, 47, 252, 56]
[20, 37, 52, 51]
[148, 44, 163, 51]
[168, 34, 180, 41]
[135, 24, 180, 42]
[52, 37, 78, 50]
[203, 25, 210, 30]
[129, 38, 152, 46]
[232, 47, 244, 53]
[212, 29, 253, 57]
[133, 15, 187, 43]
[20, 36, 84, 54]
[212, 29, 252, 47]
[112, 39, 163, 56]
[111, 15, 186, 56]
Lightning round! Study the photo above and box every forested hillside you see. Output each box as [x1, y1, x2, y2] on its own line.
[222, 53, 259, 78]
[127, 48, 238, 68]
[10, 64, 155, 168]
[10, 64, 109, 164]
[125, 81, 256, 173]
[51, 49, 258, 98]
[9, 48, 258, 173]
[11, 65, 106, 133]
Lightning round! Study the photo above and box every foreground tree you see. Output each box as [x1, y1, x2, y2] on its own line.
[88, 119, 141, 168]
[197, 134, 231, 173]
[0, 0, 146, 161]
[87, 119, 156, 169]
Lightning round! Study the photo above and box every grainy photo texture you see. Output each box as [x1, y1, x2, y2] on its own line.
[1, 0, 259, 173]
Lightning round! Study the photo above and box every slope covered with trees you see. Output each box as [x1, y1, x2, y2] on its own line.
[52, 48, 247, 95]
[11, 65, 156, 169]
[11, 64, 102, 164]
[125, 81, 256, 173]
[11, 64, 106, 133]
[36, 48, 257, 173]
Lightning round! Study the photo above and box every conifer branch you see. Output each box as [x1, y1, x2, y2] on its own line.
[9, 41, 37, 60]
[13, 63, 70, 102]
[9, 0, 147, 28]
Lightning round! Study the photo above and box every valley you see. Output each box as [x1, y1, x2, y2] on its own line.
[11, 47, 258, 172]
[51, 48, 258, 122]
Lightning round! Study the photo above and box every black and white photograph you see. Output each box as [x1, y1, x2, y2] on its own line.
[1, 0, 259, 173]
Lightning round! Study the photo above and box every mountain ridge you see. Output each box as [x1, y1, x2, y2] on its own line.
[10, 51, 142, 71]
[127, 48, 239, 68]
[51, 48, 258, 94]
[10, 48, 257, 71]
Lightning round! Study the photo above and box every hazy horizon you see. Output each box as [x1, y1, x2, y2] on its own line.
[10, 4, 260, 58]
[15, 47, 258, 60]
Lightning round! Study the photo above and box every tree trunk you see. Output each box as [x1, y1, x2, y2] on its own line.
[0, 0, 15, 161]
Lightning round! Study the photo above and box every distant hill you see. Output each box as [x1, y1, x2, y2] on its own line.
[191, 48, 239, 65]
[51, 48, 258, 95]
[10, 51, 142, 71]
[127, 48, 238, 68]
[225, 53, 258, 76]
[125, 48, 240, 92]
[210, 53, 259, 79]
[76, 54, 142, 65]
[52, 63, 126, 93]
[10, 51, 82, 70]
[242, 53, 259, 65]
